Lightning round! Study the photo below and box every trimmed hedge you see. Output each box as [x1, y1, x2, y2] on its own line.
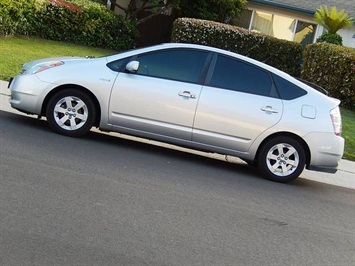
[302, 43, 355, 110]
[0, 0, 42, 36]
[0, 0, 137, 51]
[171, 18, 303, 76]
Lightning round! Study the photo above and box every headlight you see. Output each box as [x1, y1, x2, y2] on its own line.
[26, 61, 64, 75]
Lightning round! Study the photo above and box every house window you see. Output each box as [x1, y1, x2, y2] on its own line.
[234, 9, 253, 29]
[251, 11, 296, 41]
[235, 10, 316, 47]
[294, 21, 316, 47]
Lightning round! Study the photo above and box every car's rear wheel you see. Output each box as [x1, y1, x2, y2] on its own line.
[258, 136, 305, 183]
[46, 89, 95, 137]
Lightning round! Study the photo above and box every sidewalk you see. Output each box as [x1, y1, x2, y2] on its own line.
[1, 80, 354, 189]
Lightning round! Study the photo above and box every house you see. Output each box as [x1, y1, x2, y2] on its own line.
[108, 0, 354, 47]
[234, 0, 355, 48]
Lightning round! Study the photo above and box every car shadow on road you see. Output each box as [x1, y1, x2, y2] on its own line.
[1, 110, 342, 192]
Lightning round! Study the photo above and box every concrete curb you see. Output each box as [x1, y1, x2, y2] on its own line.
[0, 80, 10, 96]
[1, 80, 354, 189]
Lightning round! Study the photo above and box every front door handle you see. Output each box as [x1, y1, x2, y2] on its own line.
[178, 91, 196, 99]
[261, 106, 279, 113]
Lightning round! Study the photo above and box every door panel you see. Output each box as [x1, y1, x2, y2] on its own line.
[193, 87, 283, 152]
[192, 54, 283, 153]
[109, 73, 202, 140]
[108, 48, 210, 140]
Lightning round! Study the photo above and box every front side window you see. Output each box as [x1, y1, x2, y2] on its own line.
[210, 55, 273, 96]
[135, 49, 209, 84]
[107, 58, 129, 72]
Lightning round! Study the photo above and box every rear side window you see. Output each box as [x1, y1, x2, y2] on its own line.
[210, 55, 272, 96]
[272, 74, 307, 100]
[135, 49, 209, 84]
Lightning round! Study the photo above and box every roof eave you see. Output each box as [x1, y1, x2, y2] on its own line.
[249, 0, 315, 16]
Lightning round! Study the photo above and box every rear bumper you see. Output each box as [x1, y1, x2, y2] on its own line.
[304, 132, 344, 174]
[306, 164, 338, 174]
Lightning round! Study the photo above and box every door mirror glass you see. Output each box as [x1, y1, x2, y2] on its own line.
[126, 61, 139, 73]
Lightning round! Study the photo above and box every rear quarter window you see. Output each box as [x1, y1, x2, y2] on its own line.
[272, 74, 307, 100]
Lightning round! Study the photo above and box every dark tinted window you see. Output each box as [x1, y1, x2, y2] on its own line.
[107, 58, 129, 72]
[136, 49, 209, 83]
[210, 55, 272, 96]
[272, 74, 307, 100]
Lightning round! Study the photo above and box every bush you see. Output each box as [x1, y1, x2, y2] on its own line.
[316, 33, 343, 45]
[302, 43, 355, 110]
[0, 0, 137, 51]
[178, 0, 246, 23]
[0, 0, 45, 36]
[171, 18, 303, 76]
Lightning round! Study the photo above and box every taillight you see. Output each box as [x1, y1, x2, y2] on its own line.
[330, 107, 342, 136]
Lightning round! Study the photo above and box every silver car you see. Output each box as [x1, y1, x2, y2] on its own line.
[8, 43, 344, 183]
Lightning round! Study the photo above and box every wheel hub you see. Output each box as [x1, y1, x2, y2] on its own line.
[277, 154, 289, 165]
[65, 108, 77, 119]
[54, 96, 88, 131]
[266, 143, 299, 177]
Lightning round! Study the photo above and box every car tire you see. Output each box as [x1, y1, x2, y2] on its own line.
[46, 89, 95, 137]
[258, 136, 306, 183]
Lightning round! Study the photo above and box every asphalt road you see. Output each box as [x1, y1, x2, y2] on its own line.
[1, 110, 355, 265]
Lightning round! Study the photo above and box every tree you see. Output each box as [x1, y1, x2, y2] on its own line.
[108, 0, 180, 24]
[314, 6, 354, 45]
[100, 0, 246, 25]
[178, 0, 246, 23]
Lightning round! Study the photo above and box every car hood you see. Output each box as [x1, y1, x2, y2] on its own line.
[21, 56, 84, 73]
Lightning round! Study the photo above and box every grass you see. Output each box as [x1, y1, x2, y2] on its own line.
[1, 36, 354, 161]
[342, 109, 355, 161]
[0, 36, 115, 80]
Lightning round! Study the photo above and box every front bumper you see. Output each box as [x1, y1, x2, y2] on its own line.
[8, 74, 52, 115]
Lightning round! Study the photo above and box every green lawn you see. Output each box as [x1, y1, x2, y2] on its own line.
[342, 108, 355, 161]
[1, 36, 354, 161]
[0, 36, 115, 81]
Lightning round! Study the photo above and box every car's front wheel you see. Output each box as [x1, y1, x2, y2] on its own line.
[258, 136, 306, 183]
[46, 89, 95, 137]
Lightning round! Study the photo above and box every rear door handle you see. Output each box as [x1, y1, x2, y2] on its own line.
[261, 106, 279, 113]
[178, 91, 196, 99]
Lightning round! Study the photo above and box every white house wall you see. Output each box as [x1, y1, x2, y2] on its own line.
[338, 26, 355, 48]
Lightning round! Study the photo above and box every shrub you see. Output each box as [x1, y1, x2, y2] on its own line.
[0, 0, 137, 51]
[0, 0, 45, 36]
[302, 43, 355, 110]
[316, 33, 343, 45]
[171, 18, 303, 76]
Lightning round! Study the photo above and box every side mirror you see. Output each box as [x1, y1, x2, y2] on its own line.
[126, 61, 139, 73]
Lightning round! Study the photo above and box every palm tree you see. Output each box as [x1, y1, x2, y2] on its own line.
[314, 6, 354, 45]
